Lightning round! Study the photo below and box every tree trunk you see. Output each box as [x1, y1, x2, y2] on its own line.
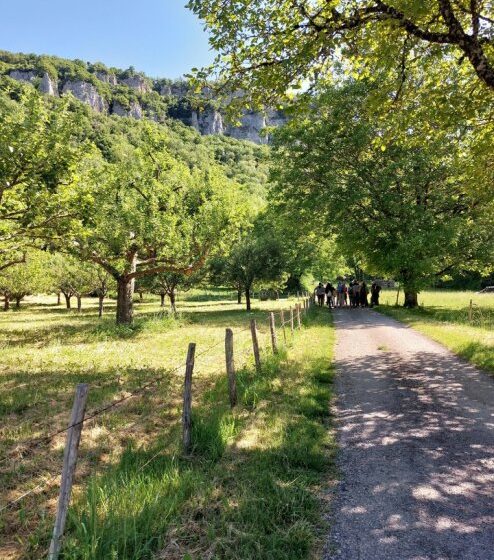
[4, 295, 10, 311]
[98, 295, 104, 318]
[77, 295, 82, 312]
[64, 294, 71, 309]
[169, 290, 177, 314]
[139, 291, 143, 301]
[245, 288, 251, 311]
[57, 292, 61, 305]
[15, 296, 22, 308]
[237, 289, 242, 304]
[403, 290, 418, 308]
[160, 292, 165, 307]
[116, 277, 135, 324]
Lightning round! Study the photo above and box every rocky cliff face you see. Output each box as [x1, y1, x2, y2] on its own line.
[4, 52, 287, 143]
[62, 81, 108, 112]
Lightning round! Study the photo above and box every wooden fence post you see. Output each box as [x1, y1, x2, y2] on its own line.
[48, 383, 89, 560]
[290, 307, 294, 336]
[250, 319, 261, 372]
[225, 328, 237, 408]
[280, 309, 287, 344]
[182, 342, 196, 454]
[468, 299, 473, 323]
[296, 304, 301, 329]
[269, 312, 278, 354]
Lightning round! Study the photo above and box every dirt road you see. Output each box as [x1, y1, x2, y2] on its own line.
[325, 309, 494, 560]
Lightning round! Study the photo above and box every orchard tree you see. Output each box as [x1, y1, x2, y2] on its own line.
[211, 231, 286, 311]
[0, 81, 85, 272]
[49, 253, 101, 311]
[147, 271, 202, 312]
[73, 123, 243, 324]
[271, 82, 494, 307]
[0, 250, 51, 310]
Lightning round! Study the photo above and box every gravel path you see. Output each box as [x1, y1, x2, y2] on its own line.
[325, 309, 494, 560]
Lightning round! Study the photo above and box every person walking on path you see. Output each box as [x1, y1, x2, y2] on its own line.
[325, 282, 334, 308]
[360, 281, 369, 307]
[352, 281, 360, 307]
[316, 282, 326, 306]
[370, 281, 381, 307]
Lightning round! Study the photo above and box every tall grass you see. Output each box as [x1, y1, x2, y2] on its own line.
[60, 310, 335, 560]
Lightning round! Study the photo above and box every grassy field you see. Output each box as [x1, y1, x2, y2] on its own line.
[378, 289, 494, 374]
[0, 291, 335, 559]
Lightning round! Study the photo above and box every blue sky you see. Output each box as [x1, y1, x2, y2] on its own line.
[0, 0, 213, 78]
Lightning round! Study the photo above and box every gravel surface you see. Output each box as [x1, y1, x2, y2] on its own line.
[325, 308, 494, 560]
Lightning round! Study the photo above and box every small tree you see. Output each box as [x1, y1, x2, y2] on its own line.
[148, 271, 201, 313]
[212, 234, 286, 311]
[49, 254, 101, 311]
[0, 251, 51, 310]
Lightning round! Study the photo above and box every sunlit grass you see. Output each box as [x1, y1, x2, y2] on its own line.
[378, 289, 494, 374]
[0, 290, 333, 559]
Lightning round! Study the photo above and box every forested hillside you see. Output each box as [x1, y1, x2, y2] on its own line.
[0, 50, 286, 144]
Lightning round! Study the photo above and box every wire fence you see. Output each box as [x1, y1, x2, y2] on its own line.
[0, 294, 314, 558]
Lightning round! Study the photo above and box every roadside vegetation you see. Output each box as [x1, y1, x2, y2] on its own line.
[378, 290, 494, 374]
[0, 292, 335, 560]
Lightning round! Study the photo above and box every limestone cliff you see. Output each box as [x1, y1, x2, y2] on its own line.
[1, 51, 287, 143]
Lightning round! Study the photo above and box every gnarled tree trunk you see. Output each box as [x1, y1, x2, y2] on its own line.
[245, 287, 251, 311]
[98, 294, 104, 318]
[169, 290, 177, 314]
[237, 289, 242, 304]
[160, 291, 165, 307]
[64, 294, 71, 309]
[57, 292, 61, 305]
[116, 277, 135, 324]
[4, 295, 10, 311]
[404, 290, 418, 308]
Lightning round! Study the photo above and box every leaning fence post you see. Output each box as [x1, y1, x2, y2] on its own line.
[280, 309, 287, 344]
[250, 319, 261, 372]
[48, 383, 89, 560]
[296, 304, 301, 329]
[269, 312, 278, 354]
[225, 328, 237, 407]
[182, 342, 196, 454]
[290, 307, 294, 336]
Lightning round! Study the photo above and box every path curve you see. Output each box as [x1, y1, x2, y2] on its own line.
[325, 308, 494, 560]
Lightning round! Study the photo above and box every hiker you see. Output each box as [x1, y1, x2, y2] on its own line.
[360, 282, 369, 307]
[370, 281, 382, 307]
[352, 281, 360, 307]
[316, 282, 325, 306]
[342, 282, 348, 307]
[348, 280, 355, 307]
[325, 282, 334, 308]
[336, 281, 344, 307]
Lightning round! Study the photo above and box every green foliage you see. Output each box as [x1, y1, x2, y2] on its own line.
[187, 1, 494, 116]
[0, 82, 86, 271]
[271, 81, 494, 296]
[0, 250, 51, 306]
[210, 223, 286, 308]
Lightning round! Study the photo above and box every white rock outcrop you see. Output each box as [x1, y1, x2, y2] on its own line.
[95, 71, 117, 85]
[120, 75, 150, 94]
[112, 101, 143, 119]
[62, 81, 107, 112]
[9, 70, 58, 96]
[226, 111, 269, 144]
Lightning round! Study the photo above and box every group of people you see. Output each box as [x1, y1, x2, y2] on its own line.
[315, 280, 382, 309]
